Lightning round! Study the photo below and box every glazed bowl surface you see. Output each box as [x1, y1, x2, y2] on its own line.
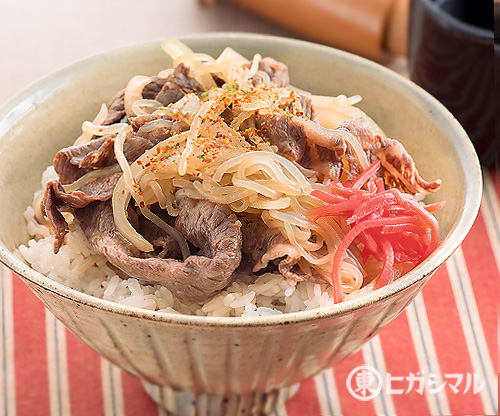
[0, 33, 482, 414]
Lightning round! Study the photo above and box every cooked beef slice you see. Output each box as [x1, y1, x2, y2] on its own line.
[298, 93, 317, 121]
[44, 174, 122, 253]
[142, 76, 167, 99]
[129, 114, 173, 145]
[255, 111, 309, 162]
[156, 89, 185, 107]
[239, 214, 324, 283]
[129, 114, 158, 131]
[53, 132, 157, 184]
[43, 182, 73, 254]
[136, 213, 182, 260]
[155, 63, 203, 106]
[46, 128, 160, 251]
[307, 143, 344, 181]
[76, 197, 242, 304]
[47, 128, 170, 252]
[339, 117, 376, 149]
[100, 63, 201, 129]
[373, 136, 441, 194]
[248, 57, 290, 87]
[53, 136, 115, 184]
[254, 110, 346, 181]
[337, 118, 441, 194]
[254, 113, 440, 193]
[103, 89, 126, 125]
[336, 117, 379, 178]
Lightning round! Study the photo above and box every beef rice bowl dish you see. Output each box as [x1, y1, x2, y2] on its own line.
[17, 38, 444, 318]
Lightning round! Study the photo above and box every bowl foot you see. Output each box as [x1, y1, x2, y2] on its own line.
[141, 380, 299, 416]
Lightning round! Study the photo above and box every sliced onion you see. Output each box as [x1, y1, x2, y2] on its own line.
[112, 131, 190, 252]
[215, 47, 249, 83]
[111, 125, 156, 251]
[246, 54, 262, 79]
[112, 176, 154, 252]
[173, 53, 217, 90]
[171, 120, 188, 134]
[145, 180, 169, 208]
[62, 164, 122, 193]
[340, 261, 364, 293]
[157, 68, 173, 78]
[131, 99, 163, 116]
[252, 70, 271, 87]
[139, 119, 173, 133]
[74, 104, 108, 145]
[347, 95, 362, 105]
[33, 191, 48, 225]
[174, 53, 215, 68]
[171, 94, 203, 125]
[139, 205, 190, 260]
[124, 75, 151, 117]
[114, 125, 135, 192]
[301, 121, 370, 171]
[332, 129, 370, 171]
[311, 95, 346, 108]
[161, 37, 194, 60]
[81, 121, 127, 136]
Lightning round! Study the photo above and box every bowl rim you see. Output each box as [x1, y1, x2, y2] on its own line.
[0, 32, 483, 327]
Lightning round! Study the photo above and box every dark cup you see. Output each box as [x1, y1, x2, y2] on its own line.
[408, 0, 497, 168]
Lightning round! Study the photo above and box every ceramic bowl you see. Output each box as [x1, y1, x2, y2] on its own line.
[0, 33, 482, 416]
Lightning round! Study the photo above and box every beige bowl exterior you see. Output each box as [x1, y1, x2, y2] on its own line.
[0, 34, 481, 414]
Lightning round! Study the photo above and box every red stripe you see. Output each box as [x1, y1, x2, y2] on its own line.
[286, 376, 322, 416]
[422, 265, 484, 415]
[66, 329, 105, 416]
[122, 371, 158, 416]
[331, 350, 376, 415]
[460, 210, 498, 369]
[378, 310, 431, 415]
[12, 273, 51, 416]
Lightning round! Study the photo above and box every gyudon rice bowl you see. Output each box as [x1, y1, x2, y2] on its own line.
[18, 38, 445, 317]
[0, 34, 482, 415]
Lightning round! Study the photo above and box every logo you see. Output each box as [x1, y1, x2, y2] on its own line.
[346, 365, 383, 401]
[346, 367, 485, 400]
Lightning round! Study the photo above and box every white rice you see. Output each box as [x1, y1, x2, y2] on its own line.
[15, 167, 337, 317]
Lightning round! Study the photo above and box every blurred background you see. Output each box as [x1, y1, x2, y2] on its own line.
[0, 0, 408, 107]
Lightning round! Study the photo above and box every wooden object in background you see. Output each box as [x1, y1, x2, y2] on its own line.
[218, 0, 409, 60]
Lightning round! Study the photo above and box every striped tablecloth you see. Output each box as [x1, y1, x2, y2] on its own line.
[0, 169, 498, 416]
